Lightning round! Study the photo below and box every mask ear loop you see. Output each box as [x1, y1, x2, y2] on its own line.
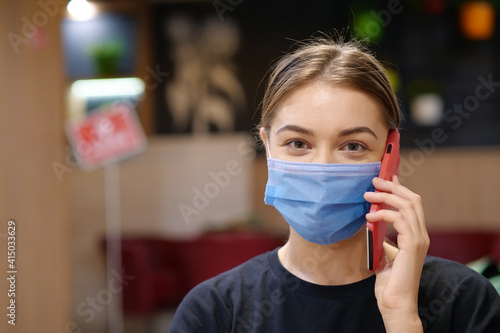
[266, 137, 272, 159]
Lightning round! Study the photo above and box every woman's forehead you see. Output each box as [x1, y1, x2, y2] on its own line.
[270, 82, 387, 133]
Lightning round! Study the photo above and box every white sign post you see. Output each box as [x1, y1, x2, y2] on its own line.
[66, 101, 147, 333]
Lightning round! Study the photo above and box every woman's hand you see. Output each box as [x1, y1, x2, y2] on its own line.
[364, 176, 430, 333]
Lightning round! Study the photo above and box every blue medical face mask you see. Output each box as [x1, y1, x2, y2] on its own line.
[264, 157, 381, 245]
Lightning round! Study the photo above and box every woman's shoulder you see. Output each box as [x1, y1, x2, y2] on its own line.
[418, 255, 500, 331]
[420, 255, 497, 295]
[421, 256, 492, 284]
[169, 249, 279, 332]
[182, 248, 278, 303]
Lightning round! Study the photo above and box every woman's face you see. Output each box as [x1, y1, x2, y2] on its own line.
[262, 81, 389, 164]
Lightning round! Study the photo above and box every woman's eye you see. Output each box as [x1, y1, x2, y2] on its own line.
[286, 140, 309, 150]
[343, 142, 366, 152]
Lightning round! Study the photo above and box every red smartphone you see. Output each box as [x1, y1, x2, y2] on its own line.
[367, 129, 400, 271]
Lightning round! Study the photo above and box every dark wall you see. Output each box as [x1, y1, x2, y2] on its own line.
[152, 0, 500, 148]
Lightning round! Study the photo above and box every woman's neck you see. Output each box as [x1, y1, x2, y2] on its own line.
[277, 228, 375, 286]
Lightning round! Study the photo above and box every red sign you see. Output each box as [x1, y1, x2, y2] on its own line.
[66, 102, 147, 170]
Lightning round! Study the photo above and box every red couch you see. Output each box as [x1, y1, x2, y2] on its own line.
[386, 231, 500, 264]
[426, 231, 500, 264]
[115, 232, 285, 315]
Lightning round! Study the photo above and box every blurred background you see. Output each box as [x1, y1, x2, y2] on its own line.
[1, 0, 499, 332]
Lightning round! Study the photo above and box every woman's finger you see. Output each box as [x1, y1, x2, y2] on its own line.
[368, 177, 426, 233]
[366, 209, 416, 237]
[391, 176, 428, 238]
[365, 191, 426, 241]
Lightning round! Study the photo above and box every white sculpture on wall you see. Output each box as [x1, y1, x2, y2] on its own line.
[165, 15, 246, 133]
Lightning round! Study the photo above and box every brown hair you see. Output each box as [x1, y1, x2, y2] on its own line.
[258, 36, 401, 135]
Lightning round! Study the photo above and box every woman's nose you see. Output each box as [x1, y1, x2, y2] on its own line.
[312, 148, 338, 164]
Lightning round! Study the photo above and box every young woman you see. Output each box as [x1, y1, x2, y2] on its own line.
[169, 37, 500, 332]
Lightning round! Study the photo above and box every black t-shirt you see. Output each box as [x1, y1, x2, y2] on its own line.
[169, 248, 500, 332]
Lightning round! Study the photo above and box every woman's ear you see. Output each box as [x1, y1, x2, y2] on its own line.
[259, 127, 270, 158]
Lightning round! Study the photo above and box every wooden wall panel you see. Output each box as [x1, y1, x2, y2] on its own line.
[399, 147, 500, 231]
[0, 1, 70, 332]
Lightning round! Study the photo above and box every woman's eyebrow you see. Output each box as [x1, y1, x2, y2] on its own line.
[276, 124, 314, 136]
[338, 126, 378, 139]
